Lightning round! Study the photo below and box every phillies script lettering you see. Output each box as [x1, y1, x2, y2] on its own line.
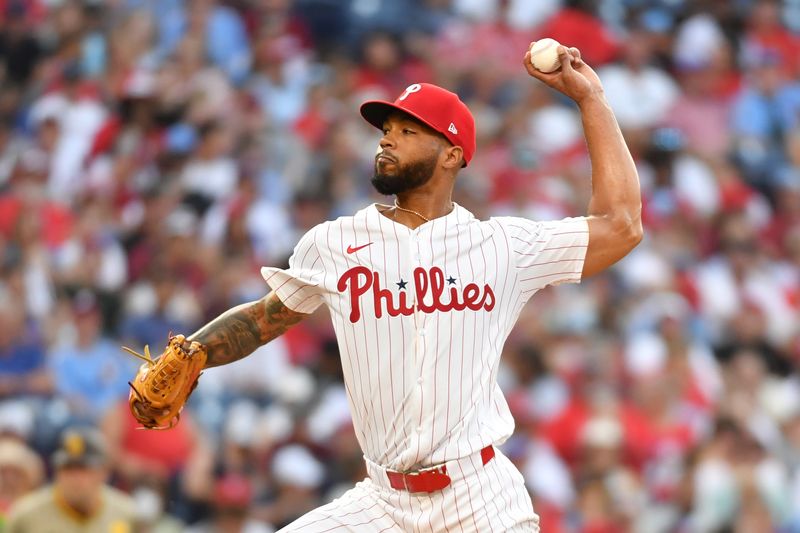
[337, 266, 495, 323]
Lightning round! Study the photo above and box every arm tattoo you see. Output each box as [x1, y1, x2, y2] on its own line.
[189, 292, 307, 368]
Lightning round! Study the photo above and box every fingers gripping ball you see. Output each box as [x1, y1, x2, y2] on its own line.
[529, 38, 562, 73]
[122, 334, 207, 430]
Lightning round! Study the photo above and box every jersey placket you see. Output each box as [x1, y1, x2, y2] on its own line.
[409, 226, 428, 458]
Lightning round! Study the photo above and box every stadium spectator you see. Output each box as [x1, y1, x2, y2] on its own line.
[0, 437, 44, 518]
[48, 290, 134, 423]
[4, 426, 135, 532]
[0, 298, 51, 400]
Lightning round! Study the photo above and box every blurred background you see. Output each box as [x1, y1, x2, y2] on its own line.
[0, 0, 798, 531]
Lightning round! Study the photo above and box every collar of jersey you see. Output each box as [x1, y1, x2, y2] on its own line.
[370, 201, 473, 230]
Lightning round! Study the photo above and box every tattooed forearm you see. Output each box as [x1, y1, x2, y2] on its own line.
[188, 292, 307, 368]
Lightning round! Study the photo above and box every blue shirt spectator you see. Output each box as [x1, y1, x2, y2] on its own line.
[731, 83, 800, 139]
[143, 0, 251, 84]
[48, 293, 136, 423]
[0, 306, 51, 399]
[0, 336, 44, 380]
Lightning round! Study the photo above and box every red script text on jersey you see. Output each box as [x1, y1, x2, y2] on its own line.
[337, 266, 495, 323]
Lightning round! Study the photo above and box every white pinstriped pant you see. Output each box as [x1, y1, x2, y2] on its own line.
[277, 448, 539, 532]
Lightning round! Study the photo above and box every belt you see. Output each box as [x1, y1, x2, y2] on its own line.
[383, 445, 495, 493]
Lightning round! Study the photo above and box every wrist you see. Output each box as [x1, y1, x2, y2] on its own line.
[576, 90, 607, 108]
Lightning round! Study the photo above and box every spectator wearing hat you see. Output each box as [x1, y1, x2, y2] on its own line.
[666, 13, 734, 162]
[577, 416, 643, 526]
[597, 28, 679, 142]
[256, 444, 324, 529]
[5, 426, 135, 532]
[126, 479, 185, 533]
[0, 437, 44, 519]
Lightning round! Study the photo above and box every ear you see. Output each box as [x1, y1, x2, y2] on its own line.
[441, 145, 464, 170]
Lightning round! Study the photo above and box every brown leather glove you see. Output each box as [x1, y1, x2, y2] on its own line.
[122, 334, 207, 430]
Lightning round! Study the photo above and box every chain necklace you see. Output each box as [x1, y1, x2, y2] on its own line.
[393, 199, 431, 223]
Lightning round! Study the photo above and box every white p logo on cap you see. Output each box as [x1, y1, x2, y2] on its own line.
[398, 83, 422, 101]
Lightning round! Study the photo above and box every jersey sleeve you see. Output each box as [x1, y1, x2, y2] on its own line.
[261, 224, 327, 314]
[494, 216, 589, 293]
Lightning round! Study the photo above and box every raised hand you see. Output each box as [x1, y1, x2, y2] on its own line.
[523, 45, 605, 105]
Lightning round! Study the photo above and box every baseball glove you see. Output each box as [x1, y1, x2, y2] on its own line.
[122, 334, 207, 430]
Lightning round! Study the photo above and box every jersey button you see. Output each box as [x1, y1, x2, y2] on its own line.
[417, 376, 423, 384]
[414, 253, 421, 261]
[419, 329, 426, 337]
[417, 426, 423, 433]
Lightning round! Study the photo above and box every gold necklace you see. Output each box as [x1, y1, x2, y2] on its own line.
[394, 199, 431, 223]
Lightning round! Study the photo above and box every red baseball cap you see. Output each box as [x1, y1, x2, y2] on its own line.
[360, 83, 476, 166]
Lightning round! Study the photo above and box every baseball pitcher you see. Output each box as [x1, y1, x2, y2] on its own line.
[125, 44, 642, 531]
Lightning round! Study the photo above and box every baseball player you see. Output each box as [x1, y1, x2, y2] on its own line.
[126, 45, 641, 531]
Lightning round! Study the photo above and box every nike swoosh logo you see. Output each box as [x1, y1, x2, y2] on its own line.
[347, 242, 373, 254]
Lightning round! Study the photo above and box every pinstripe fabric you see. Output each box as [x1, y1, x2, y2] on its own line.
[280, 448, 538, 532]
[262, 203, 588, 530]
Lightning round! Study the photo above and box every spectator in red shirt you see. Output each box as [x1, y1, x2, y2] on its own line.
[743, 0, 800, 77]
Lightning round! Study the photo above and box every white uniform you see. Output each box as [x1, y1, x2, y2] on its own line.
[262, 203, 589, 532]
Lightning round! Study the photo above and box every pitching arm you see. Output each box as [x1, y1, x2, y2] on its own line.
[576, 90, 643, 277]
[524, 45, 643, 278]
[189, 291, 308, 368]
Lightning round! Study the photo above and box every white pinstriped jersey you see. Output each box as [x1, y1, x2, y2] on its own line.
[262, 203, 589, 472]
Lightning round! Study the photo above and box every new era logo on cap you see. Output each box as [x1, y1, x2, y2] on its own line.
[359, 83, 476, 166]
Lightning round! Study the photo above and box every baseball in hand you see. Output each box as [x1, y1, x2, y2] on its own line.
[529, 38, 562, 73]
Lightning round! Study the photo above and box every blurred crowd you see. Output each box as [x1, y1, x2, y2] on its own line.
[0, 0, 798, 531]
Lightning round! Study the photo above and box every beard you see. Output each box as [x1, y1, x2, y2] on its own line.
[371, 155, 437, 195]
